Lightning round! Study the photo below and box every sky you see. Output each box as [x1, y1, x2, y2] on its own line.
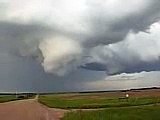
[0, 0, 160, 92]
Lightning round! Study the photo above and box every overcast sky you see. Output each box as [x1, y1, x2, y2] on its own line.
[0, 0, 160, 92]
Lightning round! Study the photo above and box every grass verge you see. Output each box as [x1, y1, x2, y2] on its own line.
[0, 95, 19, 103]
[39, 94, 160, 109]
[62, 105, 160, 120]
[0, 94, 35, 103]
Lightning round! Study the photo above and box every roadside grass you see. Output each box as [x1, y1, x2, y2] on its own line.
[0, 94, 36, 103]
[39, 94, 160, 109]
[0, 95, 18, 103]
[62, 105, 160, 120]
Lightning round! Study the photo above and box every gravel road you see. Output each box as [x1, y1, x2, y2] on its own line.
[0, 96, 67, 120]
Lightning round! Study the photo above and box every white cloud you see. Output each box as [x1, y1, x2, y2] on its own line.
[39, 35, 83, 76]
[87, 22, 160, 74]
[127, 22, 160, 62]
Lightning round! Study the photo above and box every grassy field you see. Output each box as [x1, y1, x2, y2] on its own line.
[0, 95, 18, 103]
[62, 105, 160, 120]
[39, 91, 160, 109]
[39, 90, 160, 119]
[0, 94, 35, 103]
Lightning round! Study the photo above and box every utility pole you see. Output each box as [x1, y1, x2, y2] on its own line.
[16, 90, 18, 99]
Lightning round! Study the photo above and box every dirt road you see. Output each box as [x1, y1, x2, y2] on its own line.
[0, 96, 67, 120]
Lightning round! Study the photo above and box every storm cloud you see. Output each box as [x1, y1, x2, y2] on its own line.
[1, 0, 160, 76]
[0, 0, 160, 92]
[82, 22, 160, 75]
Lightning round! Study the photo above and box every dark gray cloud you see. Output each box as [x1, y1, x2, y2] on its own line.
[0, 52, 105, 92]
[83, 0, 160, 47]
[82, 60, 160, 75]
[0, 21, 52, 56]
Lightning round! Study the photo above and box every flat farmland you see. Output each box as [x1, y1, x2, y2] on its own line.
[39, 88, 160, 120]
[1, 88, 160, 120]
[39, 88, 160, 109]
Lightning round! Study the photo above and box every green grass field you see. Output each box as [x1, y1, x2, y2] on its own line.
[62, 105, 160, 120]
[0, 95, 18, 103]
[0, 94, 35, 103]
[39, 91, 160, 120]
[39, 93, 160, 109]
